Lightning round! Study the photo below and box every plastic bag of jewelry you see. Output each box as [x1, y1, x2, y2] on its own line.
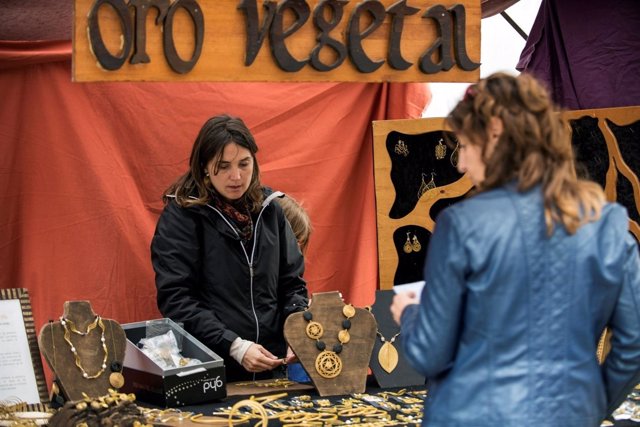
[138, 330, 201, 370]
[144, 319, 184, 349]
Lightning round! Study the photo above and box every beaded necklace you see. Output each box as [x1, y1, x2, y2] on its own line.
[60, 315, 108, 379]
[303, 304, 355, 379]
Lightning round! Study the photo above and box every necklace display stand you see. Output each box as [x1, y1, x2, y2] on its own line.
[38, 301, 127, 401]
[369, 290, 425, 388]
[284, 291, 376, 396]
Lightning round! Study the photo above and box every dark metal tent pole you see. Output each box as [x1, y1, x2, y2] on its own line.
[500, 11, 529, 41]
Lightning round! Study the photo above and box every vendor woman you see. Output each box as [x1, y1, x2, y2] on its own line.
[151, 114, 308, 381]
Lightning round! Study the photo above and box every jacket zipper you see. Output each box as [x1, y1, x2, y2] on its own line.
[202, 192, 284, 381]
[205, 203, 270, 348]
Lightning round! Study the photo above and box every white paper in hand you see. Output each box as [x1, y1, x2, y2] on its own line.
[393, 280, 425, 303]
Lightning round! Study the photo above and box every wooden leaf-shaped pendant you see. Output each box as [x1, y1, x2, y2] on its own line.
[378, 341, 399, 373]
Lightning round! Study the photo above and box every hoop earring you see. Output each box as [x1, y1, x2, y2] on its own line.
[403, 232, 413, 254]
[435, 138, 447, 160]
[450, 141, 459, 167]
[411, 235, 421, 252]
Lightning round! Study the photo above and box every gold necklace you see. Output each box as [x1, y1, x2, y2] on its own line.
[303, 304, 355, 379]
[108, 321, 125, 389]
[376, 331, 400, 374]
[60, 315, 99, 336]
[61, 316, 108, 379]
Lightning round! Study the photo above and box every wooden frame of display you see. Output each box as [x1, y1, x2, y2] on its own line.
[563, 106, 640, 242]
[372, 117, 472, 290]
[372, 106, 640, 290]
[0, 288, 49, 408]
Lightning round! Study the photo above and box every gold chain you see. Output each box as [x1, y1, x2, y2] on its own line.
[61, 316, 109, 379]
[60, 315, 99, 336]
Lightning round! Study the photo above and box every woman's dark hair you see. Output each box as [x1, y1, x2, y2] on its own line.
[164, 114, 264, 212]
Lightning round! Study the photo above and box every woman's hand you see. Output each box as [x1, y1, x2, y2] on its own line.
[284, 346, 298, 364]
[391, 291, 419, 325]
[241, 344, 285, 372]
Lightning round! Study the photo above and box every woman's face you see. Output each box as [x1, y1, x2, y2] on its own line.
[206, 142, 254, 200]
[455, 133, 486, 186]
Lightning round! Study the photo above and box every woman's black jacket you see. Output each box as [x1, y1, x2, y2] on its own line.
[151, 190, 308, 381]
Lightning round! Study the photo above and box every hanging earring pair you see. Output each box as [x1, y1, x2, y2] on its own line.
[403, 232, 422, 253]
[417, 171, 436, 199]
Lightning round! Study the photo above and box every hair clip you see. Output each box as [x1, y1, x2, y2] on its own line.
[463, 84, 478, 102]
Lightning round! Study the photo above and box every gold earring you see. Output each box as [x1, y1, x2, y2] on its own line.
[426, 172, 436, 191]
[411, 235, 421, 252]
[418, 171, 436, 199]
[403, 232, 413, 253]
[394, 139, 409, 157]
[435, 138, 447, 160]
[450, 141, 459, 167]
[417, 173, 428, 199]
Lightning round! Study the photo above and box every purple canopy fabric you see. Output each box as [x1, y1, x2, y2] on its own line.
[517, 0, 640, 110]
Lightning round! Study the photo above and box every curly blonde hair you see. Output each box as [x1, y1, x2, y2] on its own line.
[446, 72, 605, 235]
[277, 195, 312, 254]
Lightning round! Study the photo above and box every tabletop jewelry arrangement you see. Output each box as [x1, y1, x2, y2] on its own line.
[156, 387, 427, 426]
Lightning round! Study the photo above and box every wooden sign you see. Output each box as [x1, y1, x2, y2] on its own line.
[372, 106, 640, 290]
[72, 0, 480, 82]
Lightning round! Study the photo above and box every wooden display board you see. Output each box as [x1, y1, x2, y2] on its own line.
[564, 106, 640, 242]
[373, 106, 640, 290]
[372, 117, 471, 289]
[72, 0, 480, 82]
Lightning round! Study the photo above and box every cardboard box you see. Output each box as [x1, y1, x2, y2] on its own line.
[121, 319, 226, 407]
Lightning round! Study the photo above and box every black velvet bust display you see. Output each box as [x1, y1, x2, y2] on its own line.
[369, 290, 425, 388]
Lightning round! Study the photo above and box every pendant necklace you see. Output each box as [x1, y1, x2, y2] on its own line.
[303, 304, 356, 379]
[60, 315, 108, 379]
[376, 331, 400, 373]
[108, 321, 125, 389]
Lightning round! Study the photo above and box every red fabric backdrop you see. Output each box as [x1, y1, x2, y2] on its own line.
[0, 41, 430, 333]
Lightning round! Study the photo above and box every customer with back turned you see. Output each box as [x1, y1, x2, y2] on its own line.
[391, 72, 640, 426]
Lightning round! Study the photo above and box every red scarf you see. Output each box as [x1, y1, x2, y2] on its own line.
[211, 194, 253, 242]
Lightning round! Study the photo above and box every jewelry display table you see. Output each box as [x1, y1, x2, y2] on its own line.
[141, 380, 640, 426]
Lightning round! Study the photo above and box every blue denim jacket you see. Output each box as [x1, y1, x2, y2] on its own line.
[401, 184, 640, 427]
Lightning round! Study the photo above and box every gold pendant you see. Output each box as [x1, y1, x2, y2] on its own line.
[338, 329, 350, 344]
[109, 372, 125, 389]
[342, 304, 356, 319]
[306, 321, 323, 339]
[378, 342, 399, 374]
[315, 350, 342, 379]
